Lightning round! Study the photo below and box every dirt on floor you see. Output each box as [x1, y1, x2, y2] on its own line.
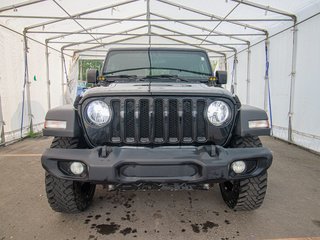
[0, 136, 319, 240]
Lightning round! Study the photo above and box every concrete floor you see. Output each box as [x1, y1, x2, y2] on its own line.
[0, 136, 319, 240]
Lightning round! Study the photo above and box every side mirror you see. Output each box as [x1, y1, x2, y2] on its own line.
[215, 71, 227, 85]
[87, 69, 99, 84]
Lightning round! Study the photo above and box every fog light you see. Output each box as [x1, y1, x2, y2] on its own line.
[231, 161, 246, 174]
[70, 162, 85, 175]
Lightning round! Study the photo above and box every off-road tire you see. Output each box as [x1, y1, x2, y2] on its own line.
[45, 137, 96, 213]
[219, 136, 268, 211]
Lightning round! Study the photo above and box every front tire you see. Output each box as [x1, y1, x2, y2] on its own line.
[45, 137, 96, 213]
[219, 136, 268, 211]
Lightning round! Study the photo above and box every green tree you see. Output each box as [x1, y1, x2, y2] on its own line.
[79, 59, 104, 81]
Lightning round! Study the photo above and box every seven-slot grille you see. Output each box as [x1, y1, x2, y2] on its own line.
[107, 97, 207, 144]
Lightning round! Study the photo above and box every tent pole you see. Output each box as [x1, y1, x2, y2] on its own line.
[45, 41, 51, 110]
[0, 15, 293, 23]
[74, 35, 142, 54]
[233, 52, 238, 95]
[62, 25, 148, 51]
[23, 29, 33, 133]
[224, 56, 227, 71]
[24, 0, 138, 31]
[232, 0, 296, 20]
[264, 38, 270, 113]
[151, 13, 250, 44]
[156, 0, 268, 34]
[79, 60, 83, 81]
[0, 0, 48, 13]
[152, 24, 236, 52]
[147, 0, 151, 46]
[246, 45, 251, 104]
[0, 95, 5, 144]
[46, 13, 145, 43]
[29, 30, 266, 37]
[61, 49, 65, 105]
[288, 22, 298, 143]
[151, 33, 226, 57]
[53, 42, 248, 46]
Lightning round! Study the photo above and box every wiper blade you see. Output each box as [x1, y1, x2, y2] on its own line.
[149, 67, 211, 76]
[105, 67, 210, 76]
[106, 74, 137, 78]
[105, 67, 150, 75]
[144, 74, 189, 82]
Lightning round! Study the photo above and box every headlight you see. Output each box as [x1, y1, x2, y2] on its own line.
[207, 101, 230, 126]
[86, 100, 112, 126]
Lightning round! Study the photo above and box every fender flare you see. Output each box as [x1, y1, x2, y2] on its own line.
[234, 105, 271, 137]
[43, 105, 80, 137]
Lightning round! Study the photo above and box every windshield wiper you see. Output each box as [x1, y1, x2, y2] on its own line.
[104, 74, 145, 82]
[105, 67, 150, 75]
[143, 74, 189, 82]
[106, 74, 137, 79]
[149, 67, 211, 76]
[104, 67, 210, 77]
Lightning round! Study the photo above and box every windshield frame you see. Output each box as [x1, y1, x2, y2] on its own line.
[102, 48, 213, 80]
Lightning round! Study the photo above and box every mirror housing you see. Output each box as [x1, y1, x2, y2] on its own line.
[87, 69, 99, 84]
[215, 71, 227, 85]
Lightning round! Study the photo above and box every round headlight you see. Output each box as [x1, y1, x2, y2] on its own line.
[86, 100, 111, 126]
[207, 101, 230, 126]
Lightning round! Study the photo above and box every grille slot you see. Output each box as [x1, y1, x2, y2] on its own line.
[139, 99, 149, 141]
[111, 100, 120, 142]
[197, 100, 206, 141]
[168, 99, 178, 142]
[154, 99, 164, 142]
[125, 100, 135, 142]
[183, 99, 193, 142]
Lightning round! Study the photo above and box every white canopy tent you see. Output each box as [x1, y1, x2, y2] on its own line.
[0, 0, 319, 152]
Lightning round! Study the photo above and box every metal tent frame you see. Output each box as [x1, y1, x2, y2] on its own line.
[0, 95, 5, 145]
[0, 0, 299, 142]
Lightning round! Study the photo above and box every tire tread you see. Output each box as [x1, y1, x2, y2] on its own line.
[220, 136, 268, 211]
[45, 173, 80, 213]
[45, 137, 95, 213]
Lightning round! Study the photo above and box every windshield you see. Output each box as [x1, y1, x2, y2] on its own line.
[103, 50, 212, 80]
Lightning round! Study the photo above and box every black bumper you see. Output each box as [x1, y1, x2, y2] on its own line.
[41, 145, 272, 183]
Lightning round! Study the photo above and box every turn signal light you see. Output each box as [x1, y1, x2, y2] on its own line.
[248, 120, 269, 129]
[44, 120, 67, 129]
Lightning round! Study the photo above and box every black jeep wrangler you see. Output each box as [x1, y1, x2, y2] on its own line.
[42, 48, 272, 213]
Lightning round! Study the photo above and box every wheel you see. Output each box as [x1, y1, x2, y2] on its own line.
[45, 137, 96, 213]
[219, 136, 268, 211]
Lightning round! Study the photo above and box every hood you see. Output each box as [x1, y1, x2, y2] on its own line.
[82, 82, 234, 99]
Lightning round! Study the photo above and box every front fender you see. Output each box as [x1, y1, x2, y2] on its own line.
[43, 105, 80, 137]
[234, 105, 271, 137]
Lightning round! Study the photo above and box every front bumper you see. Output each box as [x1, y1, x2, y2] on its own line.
[41, 145, 272, 183]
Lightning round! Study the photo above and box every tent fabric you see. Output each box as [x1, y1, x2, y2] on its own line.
[0, 0, 319, 152]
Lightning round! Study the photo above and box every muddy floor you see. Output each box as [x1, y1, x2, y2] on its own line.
[0, 136, 319, 240]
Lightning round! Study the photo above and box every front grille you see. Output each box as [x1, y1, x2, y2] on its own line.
[107, 97, 208, 144]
